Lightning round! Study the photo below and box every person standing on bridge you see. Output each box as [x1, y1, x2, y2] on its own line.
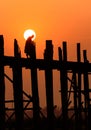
[24, 35, 35, 58]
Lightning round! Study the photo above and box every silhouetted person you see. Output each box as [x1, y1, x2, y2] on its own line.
[24, 35, 35, 58]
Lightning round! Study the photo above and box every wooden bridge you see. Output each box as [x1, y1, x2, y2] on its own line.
[0, 35, 91, 130]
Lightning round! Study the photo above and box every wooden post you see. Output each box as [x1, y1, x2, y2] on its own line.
[25, 39, 40, 129]
[44, 40, 54, 130]
[72, 72, 78, 130]
[0, 35, 5, 130]
[83, 50, 89, 110]
[12, 39, 24, 130]
[77, 43, 82, 129]
[58, 47, 62, 61]
[83, 50, 90, 130]
[59, 41, 68, 130]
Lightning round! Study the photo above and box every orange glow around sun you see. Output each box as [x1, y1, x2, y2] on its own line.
[24, 29, 36, 41]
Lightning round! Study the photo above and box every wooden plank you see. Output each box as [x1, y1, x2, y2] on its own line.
[72, 72, 78, 130]
[3, 56, 91, 72]
[44, 40, 54, 130]
[77, 43, 82, 129]
[12, 39, 24, 130]
[83, 50, 90, 130]
[0, 35, 5, 130]
[59, 41, 68, 130]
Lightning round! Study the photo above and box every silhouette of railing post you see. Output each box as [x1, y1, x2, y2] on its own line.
[0, 35, 5, 130]
[12, 39, 24, 130]
[77, 43, 82, 129]
[83, 50, 90, 130]
[59, 41, 68, 130]
[73, 71, 78, 130]
[44, 40, 54, 130]
[26, 39, 40, 129]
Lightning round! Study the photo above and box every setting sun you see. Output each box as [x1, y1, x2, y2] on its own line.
[24, 29, 36, 41]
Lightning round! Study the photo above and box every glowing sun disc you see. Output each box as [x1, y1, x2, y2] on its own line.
[24, 29, 36, 40]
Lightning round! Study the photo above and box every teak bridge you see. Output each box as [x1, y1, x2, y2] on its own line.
[0, 35, 91, 130]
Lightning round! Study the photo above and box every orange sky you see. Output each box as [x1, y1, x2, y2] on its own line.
[0, 0, 91, 58]
[0, 0, 91, 107]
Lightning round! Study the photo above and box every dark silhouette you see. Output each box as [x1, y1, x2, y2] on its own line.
[24, 35, 35, 58]
[0, 34, 91, 130]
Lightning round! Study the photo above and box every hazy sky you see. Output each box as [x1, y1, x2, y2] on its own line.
[0, 0, 91, 58]
[0, 0, 91, 107]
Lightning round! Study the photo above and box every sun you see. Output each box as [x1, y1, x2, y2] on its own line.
[24, 29, 36, 41]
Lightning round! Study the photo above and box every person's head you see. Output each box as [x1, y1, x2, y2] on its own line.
[27, 35, 34, 41]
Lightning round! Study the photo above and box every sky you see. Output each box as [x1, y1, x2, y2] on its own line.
[0, 0, 91, 107]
